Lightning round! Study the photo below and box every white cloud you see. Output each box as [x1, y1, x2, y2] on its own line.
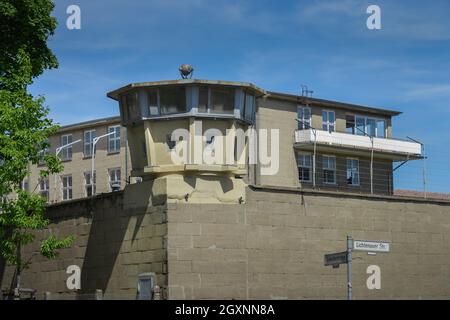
[402, 84, 450, 101]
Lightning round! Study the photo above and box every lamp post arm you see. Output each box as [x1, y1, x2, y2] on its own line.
[91, 132, 115, 196]
[53, 139, 81, 203]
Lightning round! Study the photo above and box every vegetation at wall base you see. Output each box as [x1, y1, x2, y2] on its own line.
[0, 0, 74, 298]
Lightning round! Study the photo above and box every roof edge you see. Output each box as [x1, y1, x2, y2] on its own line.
[58, 116, 121, 133]
[266, 91, 402, 116]
[107, 79, 266, 101]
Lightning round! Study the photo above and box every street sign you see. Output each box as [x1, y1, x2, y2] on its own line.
[353, 240, 390, 253]
[324, 251, 348, 267]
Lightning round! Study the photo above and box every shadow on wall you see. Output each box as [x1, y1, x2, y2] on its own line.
[76, 180, 165, 298]
[184, 175, 234, 194]
[76, 194, 128, 298]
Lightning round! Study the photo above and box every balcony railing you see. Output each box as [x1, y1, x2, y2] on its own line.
[294, 129, 422, 158]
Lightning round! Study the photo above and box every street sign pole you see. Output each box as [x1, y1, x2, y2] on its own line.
[347, 235, 353, 301]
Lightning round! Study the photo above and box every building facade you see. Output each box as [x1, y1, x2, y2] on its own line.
[26, 116, 132, 204]
[24, 79, 422, 204]
[106, 79, 421, 202]
[4, 78, 448, 301]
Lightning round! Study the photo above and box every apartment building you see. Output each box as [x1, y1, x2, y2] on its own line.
[257, 92, 422, 195]
[26, 116, 131, 203]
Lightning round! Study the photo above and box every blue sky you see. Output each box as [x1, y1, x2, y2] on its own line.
[30, 0, 450, 193]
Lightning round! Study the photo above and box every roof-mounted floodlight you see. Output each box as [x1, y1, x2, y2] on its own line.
[179, 64, 194, 79]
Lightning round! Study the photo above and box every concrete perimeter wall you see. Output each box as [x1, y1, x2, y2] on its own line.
[2, 181, 450, 300]
[167, 186, 450, 300]
[0, 180, 168, 300]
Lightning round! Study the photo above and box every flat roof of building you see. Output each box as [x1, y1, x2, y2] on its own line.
[267, 91, 402, 117]
[106, 79, 267, 100]
[107, 79, 402, 117]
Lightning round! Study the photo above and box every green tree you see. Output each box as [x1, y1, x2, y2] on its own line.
[0, 0, 74, 296]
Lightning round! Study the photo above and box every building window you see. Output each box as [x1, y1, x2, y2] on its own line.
[347, 159, 360, 186]
[60, 134, 73, 161]
[125, 92, 140, 120]
[297, 153, 312, 182]
[298, 106, 311, 130]
[84, 171, 96, 197]
[61, 175, 73, 201]
[84, 130, 96, 157]
[198, 86, 209, 113]
[21, 179, 29, 192]
[38, 140, 50, 166]
[346, 115, 355, 134]
[323, 156, 336, 184]
[39, 177, 50, 201]
[109, 168, 121, 191]
[354, 116, 386, 138]
[376, 119, 386, 138]
[366, 118, 376, 137]
[108, 126, 121, 153]
[210, 87, 234, 114]
[243, 92, 255, 122]
[322, 111, 335, 132]
[159, 86, 187, 114]
[147, 89, 159, 116]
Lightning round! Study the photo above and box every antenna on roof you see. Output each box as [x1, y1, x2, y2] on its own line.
[301, 84, 314, 98]
[179, 64, 194, 79]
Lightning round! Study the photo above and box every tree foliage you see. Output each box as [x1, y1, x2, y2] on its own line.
[0, 0, 74, 288]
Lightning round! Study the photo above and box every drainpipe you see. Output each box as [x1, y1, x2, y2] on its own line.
[370, 136, 374, 195]
[312, 128, 317, 189]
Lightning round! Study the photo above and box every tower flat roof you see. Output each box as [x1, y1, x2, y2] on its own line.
[107, 79, 266, 100]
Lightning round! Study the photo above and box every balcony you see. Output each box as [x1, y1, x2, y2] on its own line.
[294, 129, 422, 161]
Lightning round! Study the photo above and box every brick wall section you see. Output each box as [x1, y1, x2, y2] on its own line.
[167, 186, 450, 300]
[0, 188, 168, 300]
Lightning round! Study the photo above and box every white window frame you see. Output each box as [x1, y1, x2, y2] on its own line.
[346, 158, 360, 186]
[84, 171, 96, 197]
[38, 144, 49, 166]
[297, 106, 311, 130]
[84, 130, 96, 158]
[60, 134, 73, 161]
[39, 177, 50, 201]
[108, 125, 121, 154]
[297, 153, 312, 183]
[61, 175, 73, 201]
[322, 110, 335, 133]
[108, 168, 121, 191]
[322, 155, 337, 185]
